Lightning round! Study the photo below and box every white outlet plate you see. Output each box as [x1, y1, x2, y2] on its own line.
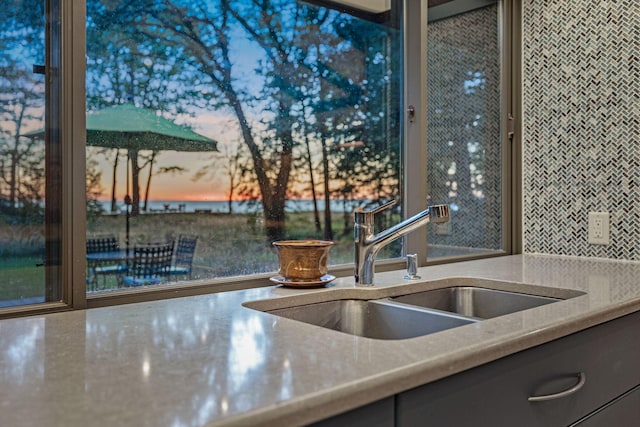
[588, 212, 610, 245]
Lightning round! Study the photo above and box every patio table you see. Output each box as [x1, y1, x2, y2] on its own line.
[86, 250, 131, 290]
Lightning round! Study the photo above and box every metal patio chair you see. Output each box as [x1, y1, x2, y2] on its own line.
[86, 235, 127, 290]
[122, 241, 175, 287]
[168, 234, 198, 280]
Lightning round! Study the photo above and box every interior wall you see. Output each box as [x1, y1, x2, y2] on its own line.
[522, 0, 640, 260]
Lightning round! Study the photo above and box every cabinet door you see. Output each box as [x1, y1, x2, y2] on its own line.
[397, 311, 640, 427]
[308, 397, 394, 427]
[571, 385, 640, 427]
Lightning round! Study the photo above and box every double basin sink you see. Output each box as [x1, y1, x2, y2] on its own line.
[245, 278, 584, 340]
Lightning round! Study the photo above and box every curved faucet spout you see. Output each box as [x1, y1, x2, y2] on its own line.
[354, 203, 450, 286]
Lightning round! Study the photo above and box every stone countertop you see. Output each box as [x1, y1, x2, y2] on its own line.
[2, 254, 640, 427]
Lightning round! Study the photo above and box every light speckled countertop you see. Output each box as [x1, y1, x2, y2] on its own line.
[2, 254, 640, 427]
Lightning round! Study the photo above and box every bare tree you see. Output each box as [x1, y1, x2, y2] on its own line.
[0, 77, 45, 208]
[140, 151, 187, 211]
[88, 0, 401, 242]
[86, 157, 105, 217]
[86, 0, 201, 215]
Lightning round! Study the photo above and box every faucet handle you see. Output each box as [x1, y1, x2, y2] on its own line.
[354, 200, 396, 225]
[355, 199, 396, 215]
[371, 199, 397, 214]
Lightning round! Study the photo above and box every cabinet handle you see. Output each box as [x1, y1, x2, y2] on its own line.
[528, 372, 586, 402]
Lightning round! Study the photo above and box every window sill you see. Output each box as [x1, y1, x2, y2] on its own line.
[86, 259, 409, 309]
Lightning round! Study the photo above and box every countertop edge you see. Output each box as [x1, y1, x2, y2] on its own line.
[211, 300, 640, 427]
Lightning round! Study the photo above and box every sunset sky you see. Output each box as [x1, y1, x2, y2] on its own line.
[89, 29, 269, 204]
[91, 111, 239, 203]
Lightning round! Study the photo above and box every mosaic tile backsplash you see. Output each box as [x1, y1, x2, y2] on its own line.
[522, 0, 640, 260]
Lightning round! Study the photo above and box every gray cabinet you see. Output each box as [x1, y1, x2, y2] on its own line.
[308, 397, 394, 427]
[308, 311, 640, 426]
[396, 311, 640, 426]
[571, 385, 640, 426]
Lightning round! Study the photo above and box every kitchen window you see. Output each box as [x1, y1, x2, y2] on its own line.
[0, 0, 518, 314]
[0, 0, 70, 314]
[425, 0, 512, 261]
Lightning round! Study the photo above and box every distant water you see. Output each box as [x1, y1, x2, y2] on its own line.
[100, 199, 359, 214]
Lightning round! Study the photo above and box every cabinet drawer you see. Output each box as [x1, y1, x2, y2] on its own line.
[397, 311, 640, 427]
[571, 385, 640, 426]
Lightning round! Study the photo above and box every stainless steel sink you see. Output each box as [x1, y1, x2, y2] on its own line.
[267, 299, 477, 340]
[391, 287, 560, 319]
[246, 278, 584, 340]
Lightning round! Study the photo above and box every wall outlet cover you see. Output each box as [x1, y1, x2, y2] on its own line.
[588, 212, 610, 245]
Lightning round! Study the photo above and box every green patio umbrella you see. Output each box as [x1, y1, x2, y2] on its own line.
[24, 103, 218, 151]
[84, 103, 217, 152]
[88, 104, 219, 253]
[25, 103, 218, 253]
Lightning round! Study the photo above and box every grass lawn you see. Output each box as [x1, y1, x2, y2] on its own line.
[0, 257, 46, 301]
[0, 210, 403, 302]
[88, 210, 372, 277]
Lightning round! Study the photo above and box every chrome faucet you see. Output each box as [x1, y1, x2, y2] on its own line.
[354, 200, 450, 286]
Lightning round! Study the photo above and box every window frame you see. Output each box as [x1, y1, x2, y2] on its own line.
[416, 0, 521, 267]
[2, 0, 520, 316]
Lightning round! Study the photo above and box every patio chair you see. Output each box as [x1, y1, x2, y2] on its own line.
[122, 241, 174, 287]
[86, 235, 127, 289]
[86, 235, 119, 254]
[168, 234, 198, 280]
